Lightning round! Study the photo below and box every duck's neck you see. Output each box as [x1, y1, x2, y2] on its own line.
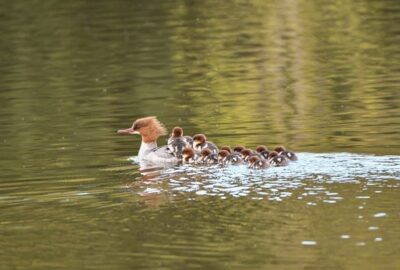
[138, 140, 157, 159]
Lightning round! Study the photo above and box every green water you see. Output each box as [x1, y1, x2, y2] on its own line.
[0, 1, 399, 269]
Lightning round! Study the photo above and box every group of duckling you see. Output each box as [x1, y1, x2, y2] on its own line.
[166, 127, 298, 169]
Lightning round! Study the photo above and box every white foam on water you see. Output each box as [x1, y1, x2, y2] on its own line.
[373, 212, 387, 218]
[301, 240, 317, 246]
[133, 153, 400, 200]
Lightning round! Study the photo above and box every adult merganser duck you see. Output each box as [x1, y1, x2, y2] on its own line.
[193, 134, 218, 154]
[274, 145, 298, 161]
[248, 156, 270, 169]
[117, 116, 177, 165]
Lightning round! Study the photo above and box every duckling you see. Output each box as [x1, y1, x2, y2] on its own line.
[167, 127, 193, 146]
[282, 151, 298, 161]
[181, 147, 199, 164]
[241, 148, 263, 162]
[200, 148, 218, 165]
[184, 136, 194, 147]
[255, 145, 270, 160]
[218, 150, 243, 165]
[168, 127, 183, 144]
[259, 150, 270, 160]
[218, 150, 230, 165]
[248, 156, 270, 169]
[255, 145, 268, 153]
[200, 148, 219, 165]
[274, 146, 286, 153]
[274, 145, 298, 161]
[268, 151, 289, 167]
[240, 149, 254, 162]
[167, 138, 188, 159]
[233, 145, 245, 153]
[167, 127, 192, 158]
[220, 146, 232, 153]
[193, 134, 218, 154]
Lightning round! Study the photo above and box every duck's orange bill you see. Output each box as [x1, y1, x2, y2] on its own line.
[117, 127, 139, 135]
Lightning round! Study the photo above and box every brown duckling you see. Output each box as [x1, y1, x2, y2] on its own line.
[233, 145, 245, 153]
[274, 145, 298, 161]
[248, 156, 270, 169]
[268, 151, 289, 167]
[193, 134, 218, 154]
[218, 149, 243, 165]
[220, 146, 232, 153]
[182, 147, 199, 164]
[200, 148, 218, 165]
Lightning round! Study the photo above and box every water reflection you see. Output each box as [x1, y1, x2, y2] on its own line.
[0, 0, 399, 269]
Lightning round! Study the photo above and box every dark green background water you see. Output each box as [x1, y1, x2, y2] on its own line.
[0, 1, 399, 269]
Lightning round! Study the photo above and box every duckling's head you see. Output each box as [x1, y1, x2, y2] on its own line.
[182, 147, 194, 159]
[268, 151, 279, 159]
[274, 146, 286, 153]
[233, 145, 245, 153]
[200, 148, 212, 158]
[241, 149, 253, 159]
[220, 146, 232, 153]
[248, 155, 261, 165]
[193, 134, 207, 147]
[218, 149, 230, 161]
[256, 145, 268, 153]
[171, 127, 183, 137]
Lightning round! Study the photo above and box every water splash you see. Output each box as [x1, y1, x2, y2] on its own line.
[129, 153, 400, 200]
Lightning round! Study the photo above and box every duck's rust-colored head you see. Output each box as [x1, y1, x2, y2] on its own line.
[117, 116, 167, 143]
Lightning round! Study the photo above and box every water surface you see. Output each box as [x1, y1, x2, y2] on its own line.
[0, 0, 399, 269]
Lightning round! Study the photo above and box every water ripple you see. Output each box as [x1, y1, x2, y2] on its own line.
[130, 153, 400, 200]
